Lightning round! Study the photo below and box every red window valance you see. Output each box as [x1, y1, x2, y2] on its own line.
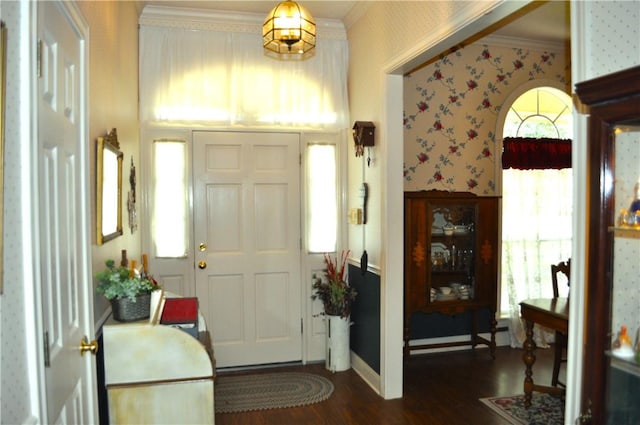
[502, 137, 572, 170]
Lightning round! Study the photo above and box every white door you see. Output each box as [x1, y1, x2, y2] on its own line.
[38, 2, 96, 422]
[193, 131, 302, 368]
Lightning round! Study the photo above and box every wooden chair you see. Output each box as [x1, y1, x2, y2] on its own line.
[550, 258, 570, 387]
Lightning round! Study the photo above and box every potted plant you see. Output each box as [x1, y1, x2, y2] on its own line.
[96, 259, 159, 322]
[312, 250, 357, 371]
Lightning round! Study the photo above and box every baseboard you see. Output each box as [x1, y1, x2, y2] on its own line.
[346, 324, 510, 397]
[350, 351, 381, 395]
[409, 327, 511, 356]
[349, 321, 510, 394]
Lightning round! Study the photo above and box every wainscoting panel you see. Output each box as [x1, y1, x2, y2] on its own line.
[349, 264, 381, 374]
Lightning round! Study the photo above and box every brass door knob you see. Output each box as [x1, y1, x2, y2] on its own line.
[198, 261, 207, 269]
[79, 337, 99, 356]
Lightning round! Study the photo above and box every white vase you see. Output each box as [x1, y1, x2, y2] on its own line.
[325, 315, 351, 372]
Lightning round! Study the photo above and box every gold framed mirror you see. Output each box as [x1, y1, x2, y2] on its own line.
[96, 128, 123, 245]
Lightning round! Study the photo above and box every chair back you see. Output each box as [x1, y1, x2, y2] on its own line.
[551, 259, 571, 298]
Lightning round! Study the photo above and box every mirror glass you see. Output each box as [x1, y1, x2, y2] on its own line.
[609, 121, 640, 421]
[97, 129, 123, 244]
[612, 120, 640, 326]
[613, 122, 640, 227]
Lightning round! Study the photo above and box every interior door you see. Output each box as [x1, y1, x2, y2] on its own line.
[38, 1, 96, 422]
[193, 131, 302, 368]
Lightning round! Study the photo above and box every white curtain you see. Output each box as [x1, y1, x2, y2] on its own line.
[139, 25, 349, 129]
[502, 168, 573, 347]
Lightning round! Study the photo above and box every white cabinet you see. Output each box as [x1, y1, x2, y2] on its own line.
[103, 315, 216, 424]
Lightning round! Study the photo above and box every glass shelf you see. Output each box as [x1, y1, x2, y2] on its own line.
[609, 226, 640, 239]
[606, 351, 640, 378]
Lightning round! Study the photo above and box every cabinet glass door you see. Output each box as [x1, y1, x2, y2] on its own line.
[428, 202, 477, 304]
[608, 123, 640, 424]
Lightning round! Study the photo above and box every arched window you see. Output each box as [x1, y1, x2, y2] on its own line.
[499, 85, 573, 348]
[502, 87, 572, 170]
[503, 86, 572, 139]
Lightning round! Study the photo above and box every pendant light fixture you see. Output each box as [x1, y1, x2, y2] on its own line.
[262, 1, 316, 56]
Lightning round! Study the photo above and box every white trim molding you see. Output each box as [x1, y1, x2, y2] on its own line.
[350, 351, 381, 396]
[139, 5, 347, 40]
[480, 34, 566, 54]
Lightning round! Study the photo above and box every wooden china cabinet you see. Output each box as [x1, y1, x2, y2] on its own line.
[575, 65, 640, 424]
[403, 190, 499, 358]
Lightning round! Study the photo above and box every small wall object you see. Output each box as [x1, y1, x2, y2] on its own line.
[128, 156, 138, 234]
[352, 121, 375, 164]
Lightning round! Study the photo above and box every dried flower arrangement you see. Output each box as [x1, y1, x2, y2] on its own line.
[312, 251, 357, 318]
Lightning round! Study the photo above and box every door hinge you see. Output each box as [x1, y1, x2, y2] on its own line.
[36, 39, 42, 79]
[300, 318, 303, 334]
[43, 331, 50, 367]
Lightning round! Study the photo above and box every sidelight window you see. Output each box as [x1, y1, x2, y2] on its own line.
[151, 139, 188, 258]
[306, 144, 337, 253]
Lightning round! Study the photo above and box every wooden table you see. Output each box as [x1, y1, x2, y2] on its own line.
[519, 298, 569, 408]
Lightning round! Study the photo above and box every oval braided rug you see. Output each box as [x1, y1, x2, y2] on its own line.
[215, 372, 334, 414]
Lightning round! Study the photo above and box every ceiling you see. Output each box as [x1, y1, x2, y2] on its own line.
[139, 1, 570, 45]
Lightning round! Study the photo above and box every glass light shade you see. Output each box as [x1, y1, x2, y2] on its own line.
[263, 1, 316, 55]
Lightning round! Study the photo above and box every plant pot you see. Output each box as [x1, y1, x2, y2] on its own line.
[325, 315, 351, 372]
[111, 293, 151, 322]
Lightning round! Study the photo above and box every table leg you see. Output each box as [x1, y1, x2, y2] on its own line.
[403, 323, 410, 359]
[490, 312, 497, 359]
[471, 308, 478, 349]
[522, 319, 536, 408]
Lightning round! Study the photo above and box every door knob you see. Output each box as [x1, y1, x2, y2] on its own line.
[79, 337, 99, 356]
[198, 261, 207, 269]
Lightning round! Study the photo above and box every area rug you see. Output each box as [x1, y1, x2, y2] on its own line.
[215, 372, 334, 414]
[480, 393, 564, 425]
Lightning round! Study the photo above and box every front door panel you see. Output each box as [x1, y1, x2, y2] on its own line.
[193, 131, 302, 367]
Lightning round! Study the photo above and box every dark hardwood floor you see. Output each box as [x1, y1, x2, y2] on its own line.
[215, 345, 559, 425]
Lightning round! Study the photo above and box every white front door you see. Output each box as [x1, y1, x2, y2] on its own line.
[193, 131, 302, 368]
[38, 2, 96, 422]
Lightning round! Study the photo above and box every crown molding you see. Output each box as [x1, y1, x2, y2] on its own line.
[139, 5, 346, 40]
[479, 34, 567, 53]
[343, 2, 373, 31]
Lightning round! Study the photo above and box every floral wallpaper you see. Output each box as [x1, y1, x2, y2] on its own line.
[403, 41, 569, 194]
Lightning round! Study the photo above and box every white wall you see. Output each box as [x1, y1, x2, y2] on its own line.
[1, 2, 36, 422]
[0, 1, 140, 423]
[76, 0, 141, 328]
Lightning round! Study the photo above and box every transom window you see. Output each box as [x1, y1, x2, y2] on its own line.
[503, 87, 573, 139]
